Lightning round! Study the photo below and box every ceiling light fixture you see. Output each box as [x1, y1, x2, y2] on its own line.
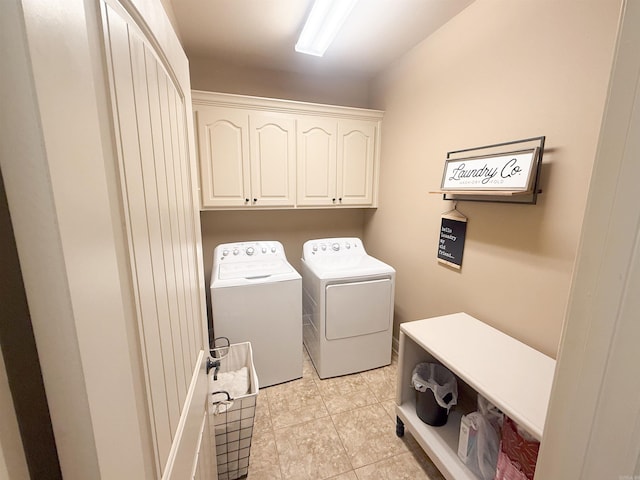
[295, 0, 358, 57]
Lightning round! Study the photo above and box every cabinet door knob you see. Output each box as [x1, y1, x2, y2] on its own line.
[339, 198, 342, 202]
[253, 198, 257, 203]
[332, 198, 336, 203]
[245, 198, 249, 203]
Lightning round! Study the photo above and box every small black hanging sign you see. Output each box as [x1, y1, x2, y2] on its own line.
[437, 209, 467, 269]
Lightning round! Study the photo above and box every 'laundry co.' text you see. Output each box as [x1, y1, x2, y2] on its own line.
[441, 149, 536, 191]
[447, 158, 523, 185]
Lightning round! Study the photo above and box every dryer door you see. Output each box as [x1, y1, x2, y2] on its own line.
[325, 278, 392, 340]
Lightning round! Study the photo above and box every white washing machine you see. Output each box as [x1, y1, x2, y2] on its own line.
[301, 237, 395, 379]
[210, 241, 302, 387]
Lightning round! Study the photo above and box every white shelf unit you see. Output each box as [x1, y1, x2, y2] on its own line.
[396, 313, 556, 480]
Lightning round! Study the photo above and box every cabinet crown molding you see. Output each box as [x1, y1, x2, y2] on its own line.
[192, 90, 384, 121]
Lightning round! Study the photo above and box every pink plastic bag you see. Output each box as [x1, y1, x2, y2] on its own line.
[494, 417, 540, 480]
[495, 450, 528, 480]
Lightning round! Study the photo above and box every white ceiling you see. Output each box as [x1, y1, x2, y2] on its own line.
[170, 0, 475, 78]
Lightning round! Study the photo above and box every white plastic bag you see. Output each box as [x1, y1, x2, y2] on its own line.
[411, 363, 458, 411]
[478, 394, 504, 431]
[458, 396, 503, 480]
[460, 412, 500, 480]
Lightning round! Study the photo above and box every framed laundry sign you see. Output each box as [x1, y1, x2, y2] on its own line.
[441, 147, 539, 192]
[437, 206, 467, 269]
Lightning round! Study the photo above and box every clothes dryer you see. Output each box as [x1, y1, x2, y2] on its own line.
[211, 241, 302, 387]
[301, 238, 395, 379]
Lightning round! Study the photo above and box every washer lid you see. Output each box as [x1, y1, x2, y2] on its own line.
[218, 258, 295, 280]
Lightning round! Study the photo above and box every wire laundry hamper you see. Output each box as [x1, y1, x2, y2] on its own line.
[209, 339, 259, 480]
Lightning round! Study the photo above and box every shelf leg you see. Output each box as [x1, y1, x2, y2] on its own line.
[396, 416, 405, 437]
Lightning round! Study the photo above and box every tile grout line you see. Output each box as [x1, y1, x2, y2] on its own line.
[305, 353, 356, 480]
[318, 377, 356, 479]
[260, 386, 286, 480]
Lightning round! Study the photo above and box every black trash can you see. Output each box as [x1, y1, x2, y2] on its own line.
[412, 363, 457, 427]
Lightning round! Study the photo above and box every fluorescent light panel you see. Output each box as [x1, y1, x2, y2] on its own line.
[295, 0, 358, 57]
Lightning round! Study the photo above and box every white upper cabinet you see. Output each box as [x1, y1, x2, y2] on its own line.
[297, 117, 338, 206]
[337, 119, 377, 206]
[249, 112, 296, 207]
[193, 91, 383, 210]
[196, 108, 295, 208]
[297, 118, 377, 206]
[197, 107, 250, 207]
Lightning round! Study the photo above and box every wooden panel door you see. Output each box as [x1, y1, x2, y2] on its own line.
[536, 2, 640, 477]
[337, 120, 377, 206]
[297, 117, 338, 206]
[101, 2, 211, 478]
[2, 0, 209, 478]
[197, 107, 251, 208]
[249, 112, 296, 207]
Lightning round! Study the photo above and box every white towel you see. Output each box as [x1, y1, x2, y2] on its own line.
[211, 366, 250, 399]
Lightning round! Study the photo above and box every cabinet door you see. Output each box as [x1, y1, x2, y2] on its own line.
[297, 117, 338, 206]
[249, 113, 296, 207]
[337, 120, 377, 206]
[196, 107, 250, 207]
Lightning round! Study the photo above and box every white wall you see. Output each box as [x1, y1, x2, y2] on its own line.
[189, 55, 371, 108]
[181, 0, 620, 358]
[365, 0, 622, 357]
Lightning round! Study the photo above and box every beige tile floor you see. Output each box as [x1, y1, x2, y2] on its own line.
[246, 348, 446, 480]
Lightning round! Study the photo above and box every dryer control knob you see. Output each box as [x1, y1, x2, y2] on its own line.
[312, 244, 318, 252]
[246, 247, 255, 256]
[345, 243, 351, 249]
[271, 247, 277, 253]
[233, 248, 239, 256]
[222, 249, 229, 256]
[321, 244, 327, 251]
[332, 243, 340, 251]
[261, 247, 267, 254]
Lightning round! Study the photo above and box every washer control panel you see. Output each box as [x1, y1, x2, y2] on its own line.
[303, 237, 365, 259]
[215, 241, 286, 263]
